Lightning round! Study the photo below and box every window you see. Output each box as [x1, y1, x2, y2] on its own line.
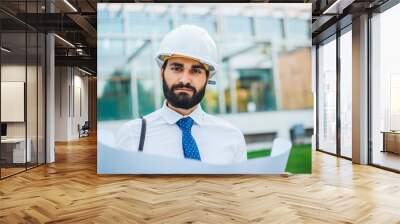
[223, 16, 252, 37]
[0, 3, 46, 179]
[371, 3, 400, 171]
[236, 69, 276, 112]
[98, 11, 124, 34]
[339, 29, 352, 158]
[177, 14, 216, 35]
[317, 37, 337, 154]
[286, 19, 310, 44]
[127, 12, 171, 35]
[254, 17, 282, 41]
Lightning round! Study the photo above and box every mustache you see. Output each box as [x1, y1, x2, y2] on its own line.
[171, 83, 196, 93]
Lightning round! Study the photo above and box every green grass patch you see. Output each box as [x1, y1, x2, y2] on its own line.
[247, 144, 312, 174]
[247, 149, 271, 159]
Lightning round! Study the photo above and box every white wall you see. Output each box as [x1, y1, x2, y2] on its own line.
[1, 65, 26, 81]
[55, 66, 68, 141]
[1, 65, 35, 138]
[1, 65, 26, 131]
[72, 72, 89, 138]
[55, 67, 89, 141]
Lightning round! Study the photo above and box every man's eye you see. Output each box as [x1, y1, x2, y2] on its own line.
[192, 68, 203, 74]
[171, 66, 183, 72]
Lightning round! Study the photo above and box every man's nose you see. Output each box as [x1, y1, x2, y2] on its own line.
[178, 68, 192, 84]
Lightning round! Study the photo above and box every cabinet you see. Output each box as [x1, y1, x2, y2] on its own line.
[382, 132, 400, 154]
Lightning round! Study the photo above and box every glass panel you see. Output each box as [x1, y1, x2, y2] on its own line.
[318, 37, 337, 154]
[371, 4, 400, 171]
[340, 30, 352, 158]
[0, 1, 46, 178]
[218, 39, 257, 113]
[254, 17, 282, 41]
[98, 77, 133, 121]
[223, 16, 252, 37]
[98, 10, 124, 34]
[26, 0, 39, 169]
[133, 41, 155, 117]
[176, 14, 216, 35]
[1, 30, 27, 177]
[27, 30, 38, 169]
[127, 12, 171, 35]
[286, 19, 310, 43]
[236, 69, 276, 112]
[38, 32, 45, 164]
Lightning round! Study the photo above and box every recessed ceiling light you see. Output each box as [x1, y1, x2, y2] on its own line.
[1, 47, 11, 53]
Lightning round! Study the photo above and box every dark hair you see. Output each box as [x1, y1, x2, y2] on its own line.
[161, 59, 210, 79]
[161, 59, 169, 71]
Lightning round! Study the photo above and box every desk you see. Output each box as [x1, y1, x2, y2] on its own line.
[1, 138, 31, 163]
[381, 131, 400, 154]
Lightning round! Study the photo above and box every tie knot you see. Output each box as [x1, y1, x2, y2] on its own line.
[176, 117, 194, 131]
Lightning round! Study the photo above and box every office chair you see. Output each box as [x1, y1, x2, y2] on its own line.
[79, 121, 90, 138]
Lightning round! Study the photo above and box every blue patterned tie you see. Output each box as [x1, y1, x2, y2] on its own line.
[176, 117, 201, 160]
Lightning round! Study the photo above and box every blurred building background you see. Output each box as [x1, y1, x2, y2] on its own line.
[97, 3, 313, 150]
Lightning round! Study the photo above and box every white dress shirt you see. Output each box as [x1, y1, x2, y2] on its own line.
[116, 101, 247, 165]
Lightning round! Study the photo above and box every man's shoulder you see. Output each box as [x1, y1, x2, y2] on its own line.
[143, 108, 164, 122]
[203, 113, 243, 135]
[119, 109, 163, 132]
[118, 118, 142, 136]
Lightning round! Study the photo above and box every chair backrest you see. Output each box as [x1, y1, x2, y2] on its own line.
[82, 121, 90, 129]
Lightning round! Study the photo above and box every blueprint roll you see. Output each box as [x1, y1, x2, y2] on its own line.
[97, 138, 292, 175]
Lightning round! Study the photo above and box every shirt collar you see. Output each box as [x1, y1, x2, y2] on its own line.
[161, 100, 204, 126]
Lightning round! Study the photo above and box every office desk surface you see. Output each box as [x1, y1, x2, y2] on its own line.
[1, 138, 26, 143]
[0, 138, 32, 163]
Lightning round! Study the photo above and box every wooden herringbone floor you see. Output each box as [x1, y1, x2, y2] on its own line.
[1, 134, 400, 224]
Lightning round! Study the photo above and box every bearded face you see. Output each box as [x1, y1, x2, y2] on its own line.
[161, 57, 209, 109]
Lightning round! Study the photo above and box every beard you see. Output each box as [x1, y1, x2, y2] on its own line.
[162, 75, 207, 110]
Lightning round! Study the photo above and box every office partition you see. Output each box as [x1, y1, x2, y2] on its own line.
[0, 0, 47, 179]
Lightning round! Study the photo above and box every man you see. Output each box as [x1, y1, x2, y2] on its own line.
[116, 24, 247, 165]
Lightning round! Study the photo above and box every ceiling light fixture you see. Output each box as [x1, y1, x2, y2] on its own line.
[1, 47, 11, 53]
[78, 67, 93, 76]
[54, 34, 75, 48]
[323, 0, 354, 15]
[63, 0, 78, 12]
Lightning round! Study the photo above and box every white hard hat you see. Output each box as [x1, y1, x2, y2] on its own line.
[155, 24, 218, 78]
